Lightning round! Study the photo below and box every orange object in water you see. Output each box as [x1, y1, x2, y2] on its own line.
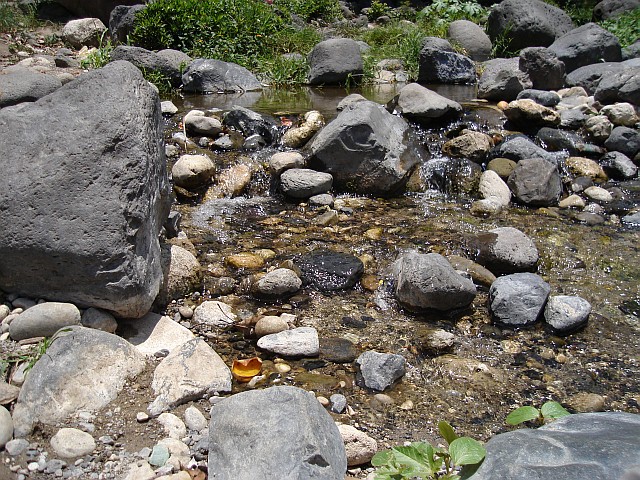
[232, 357, 263, 382]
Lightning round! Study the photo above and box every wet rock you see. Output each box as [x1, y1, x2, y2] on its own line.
[257, 327, 319, 357]
[80, 307, 117, 333]
[0, 381, 20, 405]
[447, 20, 492, 62]
[565, 62, 626, 94]
[252, 268, 302, 300]
[338, 424, 378, 467]
[12, 326, 146, 437]
[425, 157, 482, 195]
[584, 186, 613, 202]
[544, 295, 591, 333]
[536, 128, 604, 158]
[548, 23, 621, 73]
[567, 392, 605, 412]
[565, 156, 608, 181]
[559, 194, 587, 209]
[604, 126, 640, 159]
[490, 136, 561, 165]
[487, 0, 574, 52]
[172, 154, 215, 190]
[307, 100, 423, 196]
[223, 106, 278, 145]
[0, 62, 170, 318]
[600, 151, 638, 179]
[337, 93, 367, 110]
[62, 18, 105, 48]
[9, 302, 80, 341]
[0, 68, 62, 107]
[489, 273, 551, 326]
[226, 252, 265, 269]
[442, 131, 493, 162]
[309, 193, 335, 207]
[269, 151, 305, 175]
[508, 158, 563, 206]
[193, 301, 237, 328]
[471, 227, 539, 274]
[355, 351, 406, 392]
[183, 110, 223, 136]
[504, 99, 560, 128]
[584, 115, 613, 143]
[478, 58, 533, 101]
[594, 67, 640, 105]
[281, 110, 325, 148]
[447, 255, 497, 287]
[110, 45, 182, 85]
[518, 47, 566, 90]
[0, 405, 12, 448]
[208, 386, 346, 479]
[319, 337, 358, 363]
[149, 338, 231, 415]
[297, 250, 364, 292]
[478, 170, 511, 207]
[622, 211, 640, 225]
[388, 82, 463, 124]
[280, 168, 333, 198]
[487, 158, 517, 179]
[417, 327, 455, 354]
[50, 428, 95, 458]
[559, 109, 587, 130]
[182, 59, 262, 93]
[308, 38, 363, 85]
[466, 412, 640, 480]
[254, 315, 289, 338]
[418, 42, 476, 84]
[392, 251, 476, 311]
[600, 102, 639, 127]
[120, 312, 195, 357]
[516, 89, 561, 107]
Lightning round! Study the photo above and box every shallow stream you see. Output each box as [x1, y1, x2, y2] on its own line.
[162, 85, 640, 448]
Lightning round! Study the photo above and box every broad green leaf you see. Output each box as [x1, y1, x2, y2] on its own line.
[506, 406, 540, 425]
[390, 443, 437, 477]
[438, 420, 458, 445]
[449, 437, 486, 466]
[373, 462, 405, 480]
[541, 401, 571, 420]
[371, 450, 394, 467]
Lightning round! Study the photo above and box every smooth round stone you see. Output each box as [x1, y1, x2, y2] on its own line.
[9, 302, 81, 341]
[319, 337, 358, 363]
[184, 406, 207, 433]
[171, 154, 215, 190]
[0, 304, 10, 322]
[157, 413, 187, 439]
[225, 252, 265, 269]
[256, 327, 319, 357]
[584, 186, 613, 202]
[275, 363, 291, 374]
[254, 316, 289, 338]
[544, 295, 591, 333]
[253, 268, 302, 300]
[136, 412, 150, 423]
[559, 194, 586, 209]
[565, 157, 607, 181]
[486, 158, 517, 179]
[161, 101, 178, 115]
[81, 307, 117, 333]
[178, 306, 193, 319]
[308, 193, 334, 207]
[338, 424, 378, 467]
[5, 438, 29, 456]
[317, 396, 330, 407]
[567, 392, 605, 412]
[0, 405, 13, 448]
[269, 151, 305, 175]
[370, 393, 395, 410]
[417, 328, 455, 353]
[50, 428, 96, 458]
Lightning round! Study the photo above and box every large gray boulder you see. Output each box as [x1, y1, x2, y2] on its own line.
[519, 47, 566, 91]
[593, 0, 640, 20]
[308, 38, 364, 85]
[565, 62, 626, 94]
[487, 0, 574, 52]
[478, 58, 532, 101]
[392, 251, 477, 311]
[307, 100, 423, 196]
[109, 4, 145, 44]
[12, 326, 146, 437]
[0, 68, 62, 108]
[418, 40, 477, 84]
[182, 59, 262, 93]
[594, 67, 640, 105]
[0, 61, 170, 318]
[110, 45, 182, 85]
[508, 158, 563, 206]
[208, 386, 347, 479]
[548, 23, 622, 73]
[447, 20, 492, 62]
[489, 273, 551, 326]
[387, 82, 463, 124]
[489, 136, 563, 165]
[467, 412, 640, 480]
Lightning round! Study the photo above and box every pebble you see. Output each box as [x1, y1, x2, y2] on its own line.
[256, 326, 319, 357]
[567, 392, 605, 412]
[0, 405, 14, 448]
[275, 363, 291, 374]
[157, 413, 187, 439]
[178, 306, 193, 319]
[0, 304, 10, 321]
[338, 424, 378, 467]
[5, 438, 30, 456]
[330, 394, 347, 413]
[584, 186, 613, 202]
[559, 194, 586, 209]
[136, 412, 150, 423]
[254, 315, 290, 338]
[184, 406, 207, 433]
[317, 396, 330, 407]
[149, 444, 170, 467]
[225, 252, 265, 269]
[81, 307, 117, 333]
[0, 380, 20, 404]
[50, 428, 96, 458]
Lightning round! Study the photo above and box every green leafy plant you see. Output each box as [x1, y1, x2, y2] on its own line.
[0, 334, 55, 381]
[599, 7, 640, 48]
[371, 421, 486, 480]
[0, 2, 39, 33]
[417, 0, 487, 32]
[506, 401, 571, 427]
[274, 0, 342, 22]
[80, 32, 113, 69]
[369, 0, 392, 19]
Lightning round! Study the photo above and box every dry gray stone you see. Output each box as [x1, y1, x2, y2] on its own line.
[182, 59, 262, 93]
[257, 327, 319, 357]
[62, 18, 106, 48]
[172, 154, 215, 189]
[478, 58, 533, 101]
[387, 82, 463, 124]
[253, 268, 302, 300]
[9, 302, 81, 341]
[489, 273, 551, 326]
[548, 23, 622, 73]
[356, 351, 406, 392]
[447, 20, 492, 62]
[518, 47, 566, 90]
[0, 68, 62, 108]
[50, 428, 96, 458]
[208, 386, 347, 479]
[12, 326, 146, 437]
[308, 38, 364, 85]
[81, 307, 117, 333]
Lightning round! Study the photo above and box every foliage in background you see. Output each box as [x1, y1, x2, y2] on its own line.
[371, 421, 486, 480]
[599, 7, 640, 47]
[0, 2, 39, 33]
[273, 0, 342, 22]
[368, 0, 393, 19]
[79, 34, 113, 69]
[417, 0, 488, 34]
[506, 401, 571, 427]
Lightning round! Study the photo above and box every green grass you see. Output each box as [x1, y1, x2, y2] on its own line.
[0, 2, 39, 33]
[599, 7, 640, 47]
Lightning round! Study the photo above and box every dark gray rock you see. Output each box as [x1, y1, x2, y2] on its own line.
[518, 47, 566, 90]
[516, 89, 560, 107]
[447, 20, 492, 61]
[12, 326, 146, 437]
[307, 100, 423, 196]
[622, 39, 640, 60]
[604, 126, 640, 158]
[320, 337, 358, 363]
[420, 37, 455, 52]
[156, 49, 192, 73]
[560, 109, 587, 130]
[387, 82, 463, 124]
[565, 62, 626, 94]
[297, 250, 364, 292]
[424, 158, 482, 195]
[489, 273, 551, 326]
[223, 106, 278, 145]
[489, 136, 563, 165]
[544, 295, 591, 333]
[508, 157, 563, 206]
[109, 4, 145, 44]
[418, 46, 476, 84]
[536, 127, 605, 158]
[0, 61, 170, 318]
[9, 302, 81, 341]
[469, 227, 539, 275]
[466, 412, 640, 480]
[548, 23, 622, 73]
[478, 58, 532, 101]
[355, 351, 406, 391]
[392, 251, 477, 311]
[0, 68, 62, 108]
[279, 169, 333, 199]
[622, 211, 640, 225]
[593, 0, 640, 20]
[182, 58, 262, 93]
[110, 45, 182, 85]
[308, 38, 364, 85]
[208, 386, 347, 480]
[55, 0, 141, 23]
[600, 151, 638, 179]
[594, 67, 640, 105]
[487, 0, 574, 52]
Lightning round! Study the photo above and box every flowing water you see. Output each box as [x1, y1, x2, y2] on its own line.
[163, 85, 640, 447]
